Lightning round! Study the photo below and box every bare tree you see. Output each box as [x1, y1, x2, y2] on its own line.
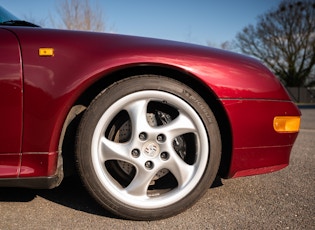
[52, 0, 105, 32]
[234, 0, 315, 87]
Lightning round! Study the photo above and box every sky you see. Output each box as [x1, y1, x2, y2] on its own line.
[0, 0, 284, 46]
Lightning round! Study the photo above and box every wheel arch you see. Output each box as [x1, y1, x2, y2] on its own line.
[59, 64, 232, 178]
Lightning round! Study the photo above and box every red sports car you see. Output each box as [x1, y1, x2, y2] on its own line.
[0, 6, 300, 220]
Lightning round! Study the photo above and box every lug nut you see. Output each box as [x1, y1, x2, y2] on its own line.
[157, 134, 166, 142]
[139, 132, 147, 141]
[160, 152, 169, 160]
[131, 149, 140, 158]
[145, 161, 154, 169]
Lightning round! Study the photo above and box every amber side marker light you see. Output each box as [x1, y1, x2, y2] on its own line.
[39, 48, 54, 57]
[273, 116, 301, 133]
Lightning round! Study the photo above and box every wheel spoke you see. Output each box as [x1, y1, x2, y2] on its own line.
[100, 137, 131, 162]
[166, 151, 194, 186]
[125, 99, 151, 134]
[125, 167, 156, 197]
[161, 113, 197, 139]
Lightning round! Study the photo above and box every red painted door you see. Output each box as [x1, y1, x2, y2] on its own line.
[0, 28, 23, 177]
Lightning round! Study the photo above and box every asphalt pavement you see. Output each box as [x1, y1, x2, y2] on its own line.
[1, 109, 314, 229]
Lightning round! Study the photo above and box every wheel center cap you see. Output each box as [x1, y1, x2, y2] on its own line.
[142, 141, 160, 158]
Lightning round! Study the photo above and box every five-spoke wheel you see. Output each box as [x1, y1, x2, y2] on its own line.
[76, 75, 221, 220]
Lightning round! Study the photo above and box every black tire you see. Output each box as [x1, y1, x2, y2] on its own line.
[75, 75, 221, 220]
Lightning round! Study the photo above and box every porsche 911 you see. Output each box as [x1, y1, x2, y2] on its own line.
[0, 6, 300, 220]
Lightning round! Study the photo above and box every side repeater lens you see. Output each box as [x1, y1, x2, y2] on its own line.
[39, 48, 54, 57]
[273, 116, 301, 133]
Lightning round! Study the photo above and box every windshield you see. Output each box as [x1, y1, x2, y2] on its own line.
[0, 6, 19, 23]
[0, 6, 39, 27]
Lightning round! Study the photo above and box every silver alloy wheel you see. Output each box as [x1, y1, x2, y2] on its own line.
[91, 90, 209, 209]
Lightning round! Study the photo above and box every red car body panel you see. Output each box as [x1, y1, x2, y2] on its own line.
[0, 27, 300, 186]
[222, 100, 299, 177]
[0, 29, 23, 177]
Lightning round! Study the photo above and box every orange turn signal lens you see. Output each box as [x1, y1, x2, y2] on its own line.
[273, 116, 300, 133]
[39, 48, 54, 57]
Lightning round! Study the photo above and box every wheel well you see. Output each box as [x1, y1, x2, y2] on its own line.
[59, 65, 232, 178]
